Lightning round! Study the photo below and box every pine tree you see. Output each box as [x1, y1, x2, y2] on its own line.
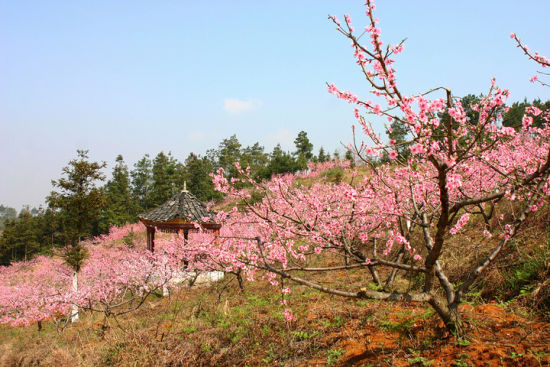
[99, 155, 136, 232]
[0, 205, 17, 231]
[265, 144, 297, 177]
[183, 153, 221, 201]
[344, 150, 355, 168]
[240, 142, 269, 180]
[46, 148, 104, 310]
[217, 135, 242, 178]
[131, 154, 153, 212]
[150, 152, 183, 206]
[293, 131, 314, 170]
[317, 147, 328, 163]
[388, 119, 410, 160]
[47, 150, 106, 246]
[16, 210, 42, 261]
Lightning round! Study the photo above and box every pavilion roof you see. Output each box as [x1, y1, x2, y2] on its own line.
[138, 190, 216, 224]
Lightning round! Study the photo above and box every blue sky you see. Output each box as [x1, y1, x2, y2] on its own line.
[1, 0, 549, 210]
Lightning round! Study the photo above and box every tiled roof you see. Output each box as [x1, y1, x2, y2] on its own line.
[138, 190, 216, 223]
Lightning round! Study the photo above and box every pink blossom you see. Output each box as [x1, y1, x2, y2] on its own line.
[344, 14, 352, 24]
[410, 144, 426, 155]
[446, 174, 463, 190]
[283, 309, 296, 322]
[449, 213, 470, 235]
[522, 115, 534, 130]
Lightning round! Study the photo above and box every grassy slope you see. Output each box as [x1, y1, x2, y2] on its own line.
[1, 275, 549, 366]
[1, 225, 549, 367]
[1, 167, 550, 366]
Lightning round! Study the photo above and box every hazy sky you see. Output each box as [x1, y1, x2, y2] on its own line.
[1, 0, 549, 210]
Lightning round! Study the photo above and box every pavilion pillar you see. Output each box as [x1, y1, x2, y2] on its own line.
[147, 226, 155, 252]
[214, 227, 220, 245]
[184, 229, 189, 241]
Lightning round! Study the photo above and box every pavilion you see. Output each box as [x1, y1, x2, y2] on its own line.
[137, 184, 221, 252]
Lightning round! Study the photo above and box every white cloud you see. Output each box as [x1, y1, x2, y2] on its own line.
[223, 98, 262, 115]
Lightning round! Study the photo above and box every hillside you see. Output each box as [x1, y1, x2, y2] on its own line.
[1, 193, 549, 366]
[0, 266, 548, 366]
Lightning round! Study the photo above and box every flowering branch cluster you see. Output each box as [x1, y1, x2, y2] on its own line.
[510, 32, 550, 87]
[205, 0, 550, 330]
[0, 223, 202, 327]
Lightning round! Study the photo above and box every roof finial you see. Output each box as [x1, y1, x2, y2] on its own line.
[182, 181, 188, 193]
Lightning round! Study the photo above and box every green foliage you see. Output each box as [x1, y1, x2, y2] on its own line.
[319, 315, 344, 328]
[262, 144, 298, 178]
[183, 152, 222, 202]
[502, 239, 550, 302]
[366, 282, 383, 291]
[455, 353, 472, 367]
[0, 208, 55, 264]
[294, 131, 314, 165]
[292, 330, 320, 341]
[47, 149, 106, 247]
[61, 243, 89, 272]
[455, 338, 472, 347]
[316, 146, 329, 163]
[99, 155, 137, 232]
[261, 346, 276, 364]
[344, 150, 355, 167]
[44, 150, 105, 271]
[122, 230, 136, 248]
[388, 119, 411, 160]
[101, 342, 126, 366]
[407, 351, 434, 367]
[321, 167, 345, 184]
[0, 204, 17, 231]
[149, 151, 184, 207]
[240, 142, 269, 181]
[326, 348, 344, 366]
[503, 99, 550, 130]
[216, 135, 243, 179]
[182, 325, 197, 334]
[131, 154, 153, 212]
[434, 94, 491, 147]
[379, 318, 415, 335]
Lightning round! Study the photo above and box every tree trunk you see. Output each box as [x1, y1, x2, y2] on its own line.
[428, 296, 460, 333]
[235, 269, 245, 291]
[71, 271, 79, 322]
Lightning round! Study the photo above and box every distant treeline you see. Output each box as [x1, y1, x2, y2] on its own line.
[0, 131, 345, 265]
[2, 96, 547, 265]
